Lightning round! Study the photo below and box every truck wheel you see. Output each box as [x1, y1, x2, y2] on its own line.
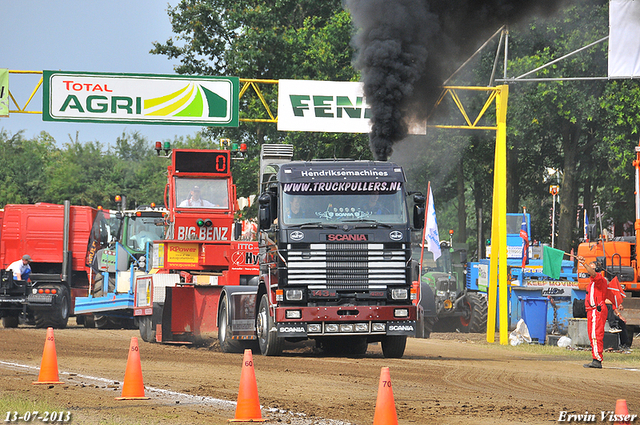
[138, 316, 156, 343]
[34, 285, 70, 329]
[459, 292, 488, 333]
[218, 299, 243, 353]
[2, 315, 19, 328]
[572, 298, 587, 318]
[382, 335, 407, 358]
[95, 315, 125, 329]
[83, 314, 96, 328]
[256, 294, 283, 356]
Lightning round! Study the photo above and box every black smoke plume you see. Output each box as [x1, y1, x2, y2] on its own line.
[346, 0, 564, 161]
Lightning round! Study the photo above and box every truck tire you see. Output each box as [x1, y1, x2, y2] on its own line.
[459, 292, 488, 333]
[256, 294, 283, 356]
[34, 285, 70, 329]
[218, 299, 243, 353]
[83, 314, 96, 328]
[95, 315, 130, 329]
[381, 335, 407, 358]
[2, 315, 19, 328]
[572, 298, 587, 318]
[138, 316, 156, 343]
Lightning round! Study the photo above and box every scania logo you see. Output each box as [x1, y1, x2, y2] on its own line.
[327, 234, 368, 241]
[290, 231, 304, 241]
[280, 326, 305, 333]
[389, 230, 403, 241]
[389, 325, 414, 331]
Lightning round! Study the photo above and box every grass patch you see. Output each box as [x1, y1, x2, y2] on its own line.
[0, 393, 146, 425]
[493, 339, 640, 365]
[0, 394, 65, 423]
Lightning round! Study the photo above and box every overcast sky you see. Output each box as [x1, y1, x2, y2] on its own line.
[2, 1, 203, 145]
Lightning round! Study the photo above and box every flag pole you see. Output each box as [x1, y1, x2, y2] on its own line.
[419, 181, 431, 279]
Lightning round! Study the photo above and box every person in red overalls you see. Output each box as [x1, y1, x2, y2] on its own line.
[579, 256, 608, 369]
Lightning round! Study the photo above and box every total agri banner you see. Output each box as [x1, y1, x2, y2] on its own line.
[43, 71, 239, 126]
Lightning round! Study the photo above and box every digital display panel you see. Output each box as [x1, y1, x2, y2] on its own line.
[174, 151, 230, 174]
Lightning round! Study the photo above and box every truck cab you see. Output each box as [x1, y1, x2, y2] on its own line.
[253, 157, 422, 358]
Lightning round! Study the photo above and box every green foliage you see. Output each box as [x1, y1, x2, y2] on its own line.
[5, 0, 640, 257]
[152, 0, 369, 197]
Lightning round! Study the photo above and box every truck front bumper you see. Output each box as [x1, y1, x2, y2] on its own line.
[275, 305, 417, 337]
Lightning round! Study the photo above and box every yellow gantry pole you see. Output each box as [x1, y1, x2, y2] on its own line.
[486, 85, 509, 344]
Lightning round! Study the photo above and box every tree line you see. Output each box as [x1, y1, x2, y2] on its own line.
[2, 0, 640, 258]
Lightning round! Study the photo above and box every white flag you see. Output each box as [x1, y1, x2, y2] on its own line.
[426, 186, 441, 261]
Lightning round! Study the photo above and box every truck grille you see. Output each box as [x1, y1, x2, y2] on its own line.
[286, 243, 408, 286]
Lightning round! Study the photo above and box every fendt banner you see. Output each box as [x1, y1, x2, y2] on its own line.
[277, 79, 372, 133]
[43, 71, 239, 126]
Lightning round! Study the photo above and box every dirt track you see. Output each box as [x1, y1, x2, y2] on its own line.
[0, 325, 638, 424]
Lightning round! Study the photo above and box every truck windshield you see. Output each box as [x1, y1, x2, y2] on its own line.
[126, 217, 165, 252]
[175, 177, 229, 209]
[281, 186, 407, 225]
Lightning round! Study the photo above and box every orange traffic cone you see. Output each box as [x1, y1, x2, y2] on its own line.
[229, 349, 264, 422]
[33, 327, 63, 385]
[373, 367, 398, 425]
[115, 337, 149, 400]
[614, 399, 630, 425]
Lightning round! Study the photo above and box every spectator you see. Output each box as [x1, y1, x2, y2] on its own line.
[7, 254, 32, 281]
[606, 277, 631, 349]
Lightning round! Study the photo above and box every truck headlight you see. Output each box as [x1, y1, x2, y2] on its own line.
[308, 323, 321, 333]
[285, 289, 303, 301]
[372, 323, 386, 332]
[391, 288, 408, 300]
[326, 324, 339, 333]
[394, 308, 409, 318]
[285, 310, 301, 319]
[355, 323, 369, 332]
[340, 324, 354, 333]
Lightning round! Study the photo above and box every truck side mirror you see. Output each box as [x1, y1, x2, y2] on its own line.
[412, 194, 426, 229]
[233, 221, 243, 240]
[258, 192, 273, 230]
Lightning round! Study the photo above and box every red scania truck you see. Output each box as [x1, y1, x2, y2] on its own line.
[215, 145, 423, 358]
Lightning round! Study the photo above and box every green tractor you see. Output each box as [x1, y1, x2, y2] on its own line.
[416, 231, 488, 337]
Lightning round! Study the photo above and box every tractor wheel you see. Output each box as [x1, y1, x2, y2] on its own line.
[256, 294, 283, 356]
[92, 274, 115, 297]
[381, 335, 407, 358]
[422, 316, 438, 338]
[2, 315, 19, 328]
[218, 299, 243, 353]
[34, 285, 70, 329]
[459, 292, 488, 333]
[138, 316, 156, 343]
